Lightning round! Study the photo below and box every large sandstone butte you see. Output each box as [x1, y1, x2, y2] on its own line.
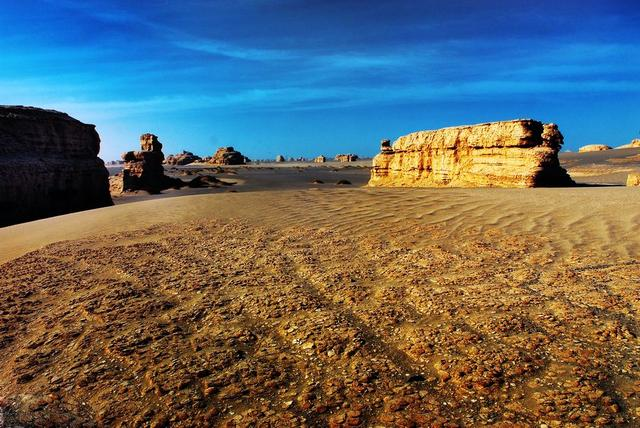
[369, 119, 575, 188]
[0, 106, 112, 226]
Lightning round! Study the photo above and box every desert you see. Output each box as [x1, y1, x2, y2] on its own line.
[2, 136, 640, 426]
[2, 1, 640, 427]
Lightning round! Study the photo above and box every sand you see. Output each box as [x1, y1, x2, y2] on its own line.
[1, 153, 640, 426]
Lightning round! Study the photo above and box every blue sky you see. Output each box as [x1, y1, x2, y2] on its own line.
[1, 0, 639, 160]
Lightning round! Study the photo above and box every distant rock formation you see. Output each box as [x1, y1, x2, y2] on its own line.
[617, 139, 640, 149]
[335, 154, 359, 162]
[579, 144, 612, 153]
[275, 155, 285, 163]
[627, 173, 640, 187]
[111, 134, 184, 193]
[369, 119, 575, 188]
[209, 147, 247, 165]
[0, 106, 113, 226]
[314, 155, 326, 163]
[165, 151, 201, 165]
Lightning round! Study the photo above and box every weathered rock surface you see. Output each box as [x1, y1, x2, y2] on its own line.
[336, 154, 359, 162]
[369, 119, 575, 188]
[209, 147, 247, 165]
[627, 173, 640, 187]
[0, 106, 112, 226]
[275, 154, 285, 163]
[314, 155, 326, 163]
[165, 151, 201, 165]
[579, 144, 612, 153]
[114, 134, 184, 193]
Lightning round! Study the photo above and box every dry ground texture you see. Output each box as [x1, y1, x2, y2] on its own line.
[1, 185, 640, 427]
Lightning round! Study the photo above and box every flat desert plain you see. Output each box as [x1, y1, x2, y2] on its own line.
[1, 151, 639, 427]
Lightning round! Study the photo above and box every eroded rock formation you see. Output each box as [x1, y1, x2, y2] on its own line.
[208, 147, 247, 165]
[579, 144, 612, 153]
[369, 119, 574, 188]
[275, 155, 285, 163]
[336, 154, 359, 162]
[165, 151, 201, 165]
[627, 173, 640, 187]
[112, 134, 183, 193]
[314, 155, 326, 163]
[0, 106, 112, 226]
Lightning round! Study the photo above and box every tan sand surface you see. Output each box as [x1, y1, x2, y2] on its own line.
[1, 183, 640, 426]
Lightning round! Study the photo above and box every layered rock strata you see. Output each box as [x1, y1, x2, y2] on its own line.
[0, 106, 112, 226]
[369, 119, 574, 188]
[209, 147, 247, 165]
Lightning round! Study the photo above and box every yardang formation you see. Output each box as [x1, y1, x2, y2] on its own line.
[368, 119, 574, 188]
[0, 106, 112, 226]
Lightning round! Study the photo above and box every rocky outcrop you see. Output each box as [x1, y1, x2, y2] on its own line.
[275, 155, 285, 163]
[112, 134, 184, 193]
[209, 147, 247, 165]
[579, 144, 612, 153]
[165, 151, 201, 165]
[314, 155, 326, 163]
[369, 119, 574, 188]
[617, 139, 640, 149]
[336, 154, 359, 162]
[627, 173, 640, 187]
[0, 106, 112, 226]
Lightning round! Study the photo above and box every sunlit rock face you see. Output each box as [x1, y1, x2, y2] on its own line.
[578, 144, 612, 153]
[368, 119, 575, 188]
[0, 106, 112, 226]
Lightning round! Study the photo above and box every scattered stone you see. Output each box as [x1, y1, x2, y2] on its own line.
[369, 120, 575, 188]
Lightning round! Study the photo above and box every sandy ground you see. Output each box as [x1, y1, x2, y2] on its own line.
[1, 152, 640, 426]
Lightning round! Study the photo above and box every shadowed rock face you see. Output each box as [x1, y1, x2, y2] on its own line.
[369, 119, 575, 188]
[0, 106, 112, 226]
[116, 134, 184, 193]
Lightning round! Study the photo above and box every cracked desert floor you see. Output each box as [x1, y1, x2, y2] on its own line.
[1, 159, 640, 427]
